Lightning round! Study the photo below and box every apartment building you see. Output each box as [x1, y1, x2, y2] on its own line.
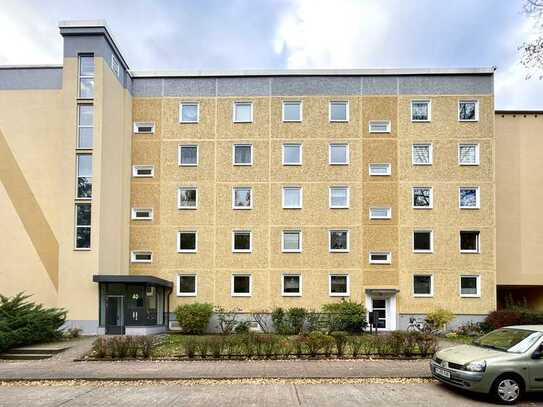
[0, 21, 501, 335]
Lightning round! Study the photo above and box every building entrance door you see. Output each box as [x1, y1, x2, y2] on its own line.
[372, 298, 387, 329]
[105, 295, 124, 335]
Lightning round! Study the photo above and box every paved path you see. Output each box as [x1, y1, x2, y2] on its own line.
[1, 381, 542, 406]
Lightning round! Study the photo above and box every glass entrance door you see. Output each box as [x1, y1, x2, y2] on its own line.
[105, 296, 124, 335]
[126, 285, 145, 325]
[372, 298, 387, 329]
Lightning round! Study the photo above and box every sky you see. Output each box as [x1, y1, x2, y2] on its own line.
[0, 0, 542, 109]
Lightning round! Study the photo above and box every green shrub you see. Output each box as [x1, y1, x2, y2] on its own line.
[483, 310, 543, 331]
[331, 331, 349, 357]
[305, 331, 327, 357]
[0, 293, 66, 352]
[271, 308, 286, 334]
[321, 300, 367, 333]
[348, 336, 365, 357]
[64, 327, 83, 339]
[271, 307, 308, 335]
[196, 337, 209, 358]
[224, 335, 244, 358]
[454, 321, 485, 337]
[240, 333, 256, 358]
[91, 337, 108, 358]
[234, 320, 251, 334]
[174, 303, 213, 335]
[183, 337, 199, 358]
[293, 335, 306, 357]
[322, 335, 335, 357]
[139, 336, 154, 358]
[110, 336, 129, 358]
[425, 308, 454, 331]
[126, 336, 139, 358]
[253, 334, 280, 358]
[209, 336, 225, 358]
[417, 333, 438, 357]
[215, 307, 241, 335]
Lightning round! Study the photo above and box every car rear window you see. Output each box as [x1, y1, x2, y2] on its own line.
[474, 328, 542, 353]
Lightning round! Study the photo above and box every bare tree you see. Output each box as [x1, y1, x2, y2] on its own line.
[520, 0, 543, 78]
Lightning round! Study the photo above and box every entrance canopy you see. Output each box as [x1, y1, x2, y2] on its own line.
[92, 275, 173, 288]
[365, 288, 399, 298]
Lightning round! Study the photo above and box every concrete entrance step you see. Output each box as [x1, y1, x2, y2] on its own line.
[0, 353, 52, 360]
[7, 346, 69, 355]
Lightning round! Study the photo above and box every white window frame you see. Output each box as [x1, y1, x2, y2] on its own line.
[178, 144, 199, 166]
[328, 229, 350, 253]
[282, 100, 303, 122]
[329, 274, 350, 297]
[233, 101, 253, 123]
[282, 143, 302, 166]
[369, 251, 392, 264]
[232, 230, 252, 253]
[412, 143, 433, 166]
[76, 153, 92, 200]
[177, 230, 198, 253]
[458, 143, 480, 166]
[110, 55, 120, 77]
[411, 99, 431, 122]
[178, 187, 198, 210]
[282, 274, 302, 297]
[177, 274, 197, 297]
[458, 100, 480, 122]
[413, 274, 433, 297]
[132, 165, 155, 178]
[77, 104, 93, 149]
[179, 102, 200, 123]
[328, 143, 349, 165]
[412, 186, 433, 209]
[459, 275, 481, 298]
[459, 186, 480, 209]
[74, 203, 91, 250]
[329, 186, 350, 209]
[369, 207, 392, 220]
[329, 101, 349, 122]
[282, 186, 303, 209]
[78, 54, 95, 99]
[133, 122, 156, 134]
[460, 230, 480, 254]
[282, 230, 302, 253]
[368, 120, 391, 133]
[131, 208, 154, 220]
[232, 187, 253, 210]
[231, 274, 252, 297]
[368, 163, 391, 176]
[232, 144, 253, 166]
[413, 230, 433, 253]
[130, 250, 153, 264]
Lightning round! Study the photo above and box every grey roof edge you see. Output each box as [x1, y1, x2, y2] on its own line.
[496, 109, 543, 114]
[130, 67, 496, 78]
[0, 65, 63, 69]
[59, 20, 130, 71]
[92, 274, 173, 288]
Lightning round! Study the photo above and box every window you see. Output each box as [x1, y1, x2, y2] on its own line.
[412, 187, 432, 209]
[411, 100, 431, 121]
[131, 208, 153, 220]
[233, 102, 253, 123]
[75, 203, 91, 249]
[282, 274, 302, 296]
[329, 101, 349, 122]
[329, 144, 349, 165]
[413, 230, 433, 253]
[458, 100, 479, 121]
[178, 187, 198, 209]
[460, 275, 480, 297]
[368, 120, 391, 133]
[133, 122, 155, 134]
[329, 230, 349, 252]
[131, 251, 152, 263]
[78, 55, 95, 98]
[329, 187, 349, 208]
[111, 55, 120, 78]
[232, 230, 252, 252]
[132, 165, 154, 177]
[459, 144, 480, 165]
[282, 187, 302, 209]
[282, 230, 302, 252]
[459, 187, 480, 209]
[369, 163, 391, 176]
[282, 144, 302, 165]
[231, 274, 251, 296]
[77, 105, 93, 149]
[460, 231, 480, 253]
[231, 187, 252, 209]
[369, 251, 392, 264]
[413, 275, 433, 297]
[177, 275, 197, 297]
[412, 144, 432, 165]
[369, 207, 391, 219]
[76, 154, 92, 199]
[233, 144, 253, 165]
[180, 102, 199, 123]
[329, 275, 349, 296]
[282, 101, 302, 122]
[177, 231, 197, 253]
[179, 145, 198, 166]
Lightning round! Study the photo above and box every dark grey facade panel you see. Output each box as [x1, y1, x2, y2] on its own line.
[217, 77, 269, 96]
[398, 75, 493, 95]
[132, 78, 163, 97]
[271, 76, 361, 96]
[362, 76, 398, 95]
[0, 68, 62, 90]
[163, 78, 216, 97]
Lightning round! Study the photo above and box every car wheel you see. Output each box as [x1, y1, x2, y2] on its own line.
[491, 375, 524, 404]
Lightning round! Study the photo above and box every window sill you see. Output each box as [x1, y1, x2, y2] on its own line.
[282, 293, 302, 297]
[74, 248, 91, 251]
[413, 250, 433, 254]
[411, 120, 431, 123]
[179, 121, 199, 124]
[412, 206, 433, 210]
[178, 250, 197, 254]
[179, 164, 198, 167]
[177, 293, 197, 297]
[329, 293, 350, 297]
[330, 250, 350, 253]
[460, 294, 481, 298]
[178, 207, 198, 210]
[412, 163, 432, 166]
[282, 250, 302, 253]
[231, 293, 252, 297]
[232, 250, 252, 253]
[414, 294, 433, 298]
[460, 251, 480, 254]
[283, 163, 302, 166]
[460, 207, 480, 210]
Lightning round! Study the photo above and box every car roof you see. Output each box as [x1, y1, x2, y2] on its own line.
[504, 325, 543, 332]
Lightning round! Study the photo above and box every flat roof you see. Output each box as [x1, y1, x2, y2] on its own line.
[93, 274, 173, 288]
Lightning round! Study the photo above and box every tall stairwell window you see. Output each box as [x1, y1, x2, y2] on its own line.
[78, 55, 95, 98]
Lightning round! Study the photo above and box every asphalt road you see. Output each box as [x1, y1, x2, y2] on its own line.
[1, 381, 543, 406]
